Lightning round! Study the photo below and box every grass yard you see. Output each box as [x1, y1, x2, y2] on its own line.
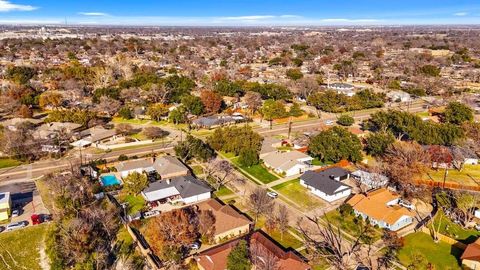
[231, 157, 279, 184]
[426, 165, 480, 186]
[323, 210, 383, 242]
[266, 228, 304, 250]
[272, 179, 325, 211]
[121, 194, 146, 215]
[129, 132, 148, 141]
[191, 165, 204, 176]
[431, 210, 480, 244]
[214, 185, 235, 197]
[0, 158, 22, 169]
[0, 224, 50, 270]
[397, 232, 462, 270]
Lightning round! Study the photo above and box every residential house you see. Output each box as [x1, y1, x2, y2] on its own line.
[451, 146, 479, 166]
[351, 170, 389, 189]
[262, 150, 313, 177]
[153, 156, 190, 179]
[259, 137, 282, 159]
[196, 199, 252, 243]
[386, 90, 411, 102]
[347, 188, 415, 231]
[192, 115, 244, 129]
[115, 158, 156, 178]
[461, 237, 480, 269]
[33, 122, 83, 140]
[300, 168, 352, 202]
[0, 117, 43, 131]
[196, 231, 310, 270]
[71, 126, 119, 148]
[328, 82, 355, 96]
[142, 175, 211, 205]
[0, 192, 11, 221]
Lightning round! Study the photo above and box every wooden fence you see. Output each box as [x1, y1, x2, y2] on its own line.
[415, 179, 480, 192]
[419, 226, 467, 250]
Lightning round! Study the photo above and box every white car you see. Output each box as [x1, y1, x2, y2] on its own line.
[398, 200, 415, 210]
[6, 221, 28, 231]
[189, 242, 201, 250]
[142, 210, 161, 219]
[267, 191, 278, 199]
[324, 120, 334, 126]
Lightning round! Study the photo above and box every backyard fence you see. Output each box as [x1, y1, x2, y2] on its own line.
[415, 179, 480, 192]
[419, 226, 467, 250]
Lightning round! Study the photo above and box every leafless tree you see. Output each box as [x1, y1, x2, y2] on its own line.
[203, 158, 237, 191]
[277, 204, 289, 240]
[95, 96, 121, 117]
[250, 242, 281, 270]
[115, 123, 134, 136]
[248, 187, 274, 222]
[244, 91, 262, 115]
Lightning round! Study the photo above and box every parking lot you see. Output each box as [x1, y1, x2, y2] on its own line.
[0, 181, 50, 229]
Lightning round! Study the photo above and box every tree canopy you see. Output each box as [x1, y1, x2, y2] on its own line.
[444, 101, 474, 125]
[309, 126, 363, 163]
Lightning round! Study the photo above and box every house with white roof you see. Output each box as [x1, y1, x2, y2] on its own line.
[262, 150, 313, 177]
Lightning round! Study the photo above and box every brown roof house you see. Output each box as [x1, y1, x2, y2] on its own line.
[347, 188, 415, 231]
[196, 231, 310, 270]
[196, 199, 252, 243]
[461, 238, 480, 269]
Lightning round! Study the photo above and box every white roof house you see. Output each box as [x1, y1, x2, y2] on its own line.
[262, 150, 313, 177]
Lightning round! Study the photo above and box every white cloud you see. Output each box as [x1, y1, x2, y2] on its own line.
[78, 12, 109, 16]
[453, 12, 468, 16]
[218, 15, 276, 21]
[0, 0, 36, 12]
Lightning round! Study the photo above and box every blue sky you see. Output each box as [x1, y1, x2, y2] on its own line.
[0, 0, 479, 25]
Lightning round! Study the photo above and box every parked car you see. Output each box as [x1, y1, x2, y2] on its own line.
[399, 200, 415, 210]
[142, 210, 161, 219]
[11, 209, 21, 217]
[6, 221, 28, 231]
[267, 191, 278, 199]
[189, 241, 201, 250]
[324, 120, 334, 126]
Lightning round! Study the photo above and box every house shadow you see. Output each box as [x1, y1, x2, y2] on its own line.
[11, 191, 33, 207]
[449, 244, 463, 267]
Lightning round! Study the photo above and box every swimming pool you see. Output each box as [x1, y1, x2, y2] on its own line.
[100, 174, 121, 186]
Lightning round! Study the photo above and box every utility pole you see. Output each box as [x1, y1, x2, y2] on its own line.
[288, 117, 292, 140]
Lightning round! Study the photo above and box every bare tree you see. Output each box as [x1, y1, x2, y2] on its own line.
[203, 159, 237, 191]
[115, 123, 134, 136]
[277, 204, 289, 240]
[249, 187, 274, 222]
[244, 91, 262, 115]
[250, 241, 281, 270]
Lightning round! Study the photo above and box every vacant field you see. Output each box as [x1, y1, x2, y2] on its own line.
[426, 165, 480, 186]
[0, 224, 50, 270]
[397, 232, 462, 270]
[272, 179, 325, 211]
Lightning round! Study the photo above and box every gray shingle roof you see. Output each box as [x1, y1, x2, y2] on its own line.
[300, 169, 351, 195]
[143, 175, 211, 198]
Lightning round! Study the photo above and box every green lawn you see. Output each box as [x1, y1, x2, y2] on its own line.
[231, 157, 279, 184]
[214, 185, 235, 197]
[266, 228, 304, 250]
[191, 165, 204, 176]
[323, 210, 383, 242]
[129, 132, 148, 141]
[431, 210, 480, 244]
[121, 194, 146, 215]
[272, 179, 325, 211]
[0, 224, 50, 270]
[426, 164, 480, 186]
[397, 232, 462, 270]
[0, 158, 22, 169]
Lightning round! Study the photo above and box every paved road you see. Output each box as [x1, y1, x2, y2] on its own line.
[0, 144, 174, 183]
[255, 100, 426, 136]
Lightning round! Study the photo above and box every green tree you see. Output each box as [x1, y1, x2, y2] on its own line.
[286, 68, 304, 80]
[260, 99, 287, 129]
[226, 240, 251, 270]
[181, 95, 204, 115]
[419, 64, 441, 77]
[309, 127, 362, 163]
[147, 103, 170, 121]
[337, 115, 354, 126]
[163, 75, 196, 103]
[118, 107, 133, 119]
[123, 172, 148, 195]
[307, 90, 347, 113]
[365, 132, 395, 156]
[175, 135, 215, 162]
[207, 126, 263, 156]
[5, 66, 36, 85]
[214, 79, 244, 97]
[444, 101, 473, 125]
[238, 148, 259, 167]
[289, 103, 303, 117]
[168, 106, 188, 124]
